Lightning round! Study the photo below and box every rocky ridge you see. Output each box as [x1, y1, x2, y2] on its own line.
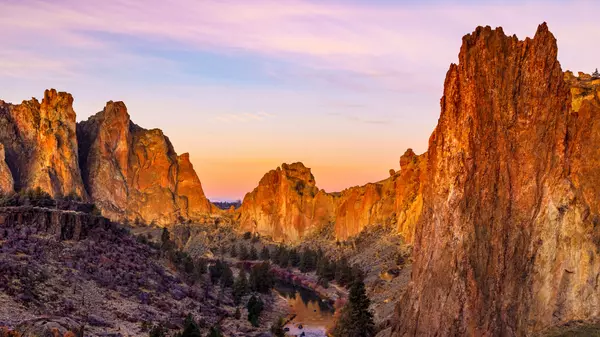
[0, 92, 215, 226]
[393, 23, 600, 336]
[238, 149, 424, 243]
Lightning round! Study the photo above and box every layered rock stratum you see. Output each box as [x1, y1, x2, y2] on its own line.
[393, 23, 600, 336]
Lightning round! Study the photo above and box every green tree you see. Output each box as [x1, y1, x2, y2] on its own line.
[209, 260, 226, 284]
[249, 262, 274, 293]
[149, 324, 168, 337]
[276, 245, 289, 268]
[247, 295, 264, 327]
[249, 245, 259, 260]
[335, 257, 354, 287]
[161, 227, 170, 246]
[206, 325, 223, 337]
[220, 264, 234, 288]
[332, 280, 375, 337]
[299, 248, 317, 272]
[260, 246, 270, 261]
[234, 307, 242, 319]
[181, 313, 202, 337]
[289, 248, 300, 267]
[239, 245, 249, 260]
[233, 268, 249, 305]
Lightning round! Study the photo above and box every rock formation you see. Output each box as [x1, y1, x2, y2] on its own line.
[393, 23, 600, 336]
[238, 162, 336, 242]
[0, 144, 14, 194]
[0, 89, 86, 198]
[78, 101, 215, 225]
[238, 154, 424, 242]
[334, 149, 424, 242]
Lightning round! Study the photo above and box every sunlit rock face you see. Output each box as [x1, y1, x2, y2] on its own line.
[77, 101, 215, 226]
[238, 156, 424, 243]
[0, 144, 14, 194]
[238, 162, 337, 242]
[334, 149, 425, 242]
[393, 23, 600, 336]
[0, 89, 86, 198]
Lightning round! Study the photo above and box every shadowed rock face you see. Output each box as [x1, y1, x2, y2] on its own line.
[0, 89, 86, 198]
[238, 156, 424, 242]
[0, 206, 112, 241]
[393, 23, 600, 336]
[77, 101, 214, 225]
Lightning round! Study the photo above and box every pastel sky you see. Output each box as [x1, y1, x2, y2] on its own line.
[1, 0, 599, 200]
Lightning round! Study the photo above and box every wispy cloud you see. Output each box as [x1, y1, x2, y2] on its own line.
[5, 0, 598, 91]
[214, 112, 274, 123]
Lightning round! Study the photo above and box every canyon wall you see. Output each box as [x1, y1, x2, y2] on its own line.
[393, 23, 600, 336]
[238, 150, 424, 242]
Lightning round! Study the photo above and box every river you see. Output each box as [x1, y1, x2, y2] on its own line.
[274, 281, 336, 337]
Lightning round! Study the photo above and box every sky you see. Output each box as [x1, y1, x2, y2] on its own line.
[1, 0, 599, 201]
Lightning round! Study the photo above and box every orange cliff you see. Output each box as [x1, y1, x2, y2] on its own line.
[0, 89, 87, 199]
[393, 23, 600, 336]
[0, 90, 216, 226]
[237, 149, 425, 243]
[77, 101, 217, 225]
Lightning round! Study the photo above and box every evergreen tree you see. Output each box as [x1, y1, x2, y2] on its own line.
[206, 325, 223, 337]
[249, 245, 259, 260]
[289, 248, 300, 267]
[161, 227, 170, 246]
[317, 257, 335, 281]
[220, 264, 234, 288]
[239, 245, 249, 260]
[234, 307, 242, 319]
[260, 246, 270, 260]
[249, 261, 274, 293]
[149, 324, 168, 337]
[209, 260, 226, 284]
[247, 295, 264, 327]
[299, 248, 317, 272]
[181, 314, 202, 337]
[233, 268, 249, 305]
[335, 257, 354, 287]
[277, 246, 290, 268]
[230, 244, 238, 258]
[332, 280, 375, 337]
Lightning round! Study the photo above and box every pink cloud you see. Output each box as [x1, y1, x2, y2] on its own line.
[2, 0, 599, 88]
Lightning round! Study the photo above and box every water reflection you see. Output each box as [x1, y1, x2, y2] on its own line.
[274, 281, 335, 336]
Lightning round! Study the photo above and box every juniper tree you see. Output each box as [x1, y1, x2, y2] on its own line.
[332, 279, 375, 337]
